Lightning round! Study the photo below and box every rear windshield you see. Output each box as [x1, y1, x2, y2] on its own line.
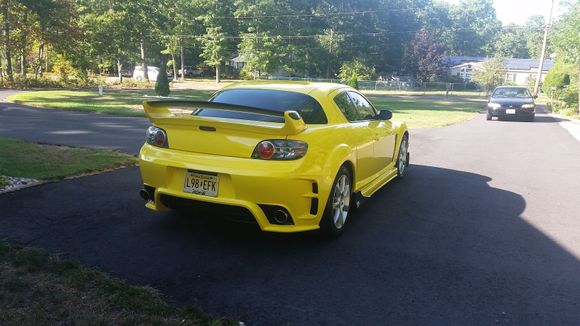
[195, 89, 327, 124]
[492, 88, 531, 98]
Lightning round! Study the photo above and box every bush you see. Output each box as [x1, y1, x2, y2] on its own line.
[52, 56, 74, 83]
[6, 75, 63, 89]
[155, 65, 170, 97]
[1, 74, 99, 89]
[347, 74, 359, 89]
[339, 59, 375, 81]
[543, 62, 578, 113]
[108, 78, 152, 89]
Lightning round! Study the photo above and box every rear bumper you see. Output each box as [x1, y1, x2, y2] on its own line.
[139, 144, 329, 233]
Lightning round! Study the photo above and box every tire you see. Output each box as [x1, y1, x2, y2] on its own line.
[320, 166, 352, 238]
[396, 133, 409, 178]
[486, 110, 492, 120]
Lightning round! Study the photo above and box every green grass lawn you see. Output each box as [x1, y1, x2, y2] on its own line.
[0, 239, 229, 325]
[8, 89, 485, 129]
[0, 137, 136, 180]
[367, 95, 484, 128]
[8, 89, 215, 117]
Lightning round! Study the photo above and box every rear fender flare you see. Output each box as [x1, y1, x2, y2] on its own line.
[317, 144, 355, 209]
[392, 121, 409, 155]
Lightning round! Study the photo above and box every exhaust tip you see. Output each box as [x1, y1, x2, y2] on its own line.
[259, 205, 294, 225]
[272, 209, 290, 225]
[139, 189, 150, 201]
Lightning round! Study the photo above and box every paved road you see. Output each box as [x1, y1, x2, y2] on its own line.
[0, 101, 148, 154]
[1, 102, 580, 325]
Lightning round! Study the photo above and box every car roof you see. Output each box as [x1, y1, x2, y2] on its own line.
[222, 80, 349, 95]
[494, 86, 529, 89]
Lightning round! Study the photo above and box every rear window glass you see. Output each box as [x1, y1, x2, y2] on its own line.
[492, 88, 531, 98]
[195, 89, 327, 124]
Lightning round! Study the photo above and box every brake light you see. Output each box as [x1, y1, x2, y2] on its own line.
[252, 140, 308, 160]
[257, 141, 275, 159]
[146, 126, 168, 147]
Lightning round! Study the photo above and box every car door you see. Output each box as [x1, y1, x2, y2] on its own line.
[333, 91, 377, 185]
[347, 91, 397, 172]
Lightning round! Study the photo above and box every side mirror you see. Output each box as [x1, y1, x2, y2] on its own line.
[533, 95, 538, 99]
[377, 109, 392, 120]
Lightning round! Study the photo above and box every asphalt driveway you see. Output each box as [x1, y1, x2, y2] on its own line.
[0, 101, 148, 153]
[1, 102, 580, 325]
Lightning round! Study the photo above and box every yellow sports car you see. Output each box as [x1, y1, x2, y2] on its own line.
[138, 81, 409, 236]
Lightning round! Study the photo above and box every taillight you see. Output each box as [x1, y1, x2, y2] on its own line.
[252, 140, 308, 160]
[146, 126, 168, 148]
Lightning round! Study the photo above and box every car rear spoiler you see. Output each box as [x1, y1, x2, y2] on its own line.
[142, 100, 307, 135]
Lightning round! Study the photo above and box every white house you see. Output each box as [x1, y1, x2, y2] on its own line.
[226, 55, 248, 70]
[447, 56, 554, 85]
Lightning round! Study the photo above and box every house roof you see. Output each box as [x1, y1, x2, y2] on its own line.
[447, 56, 554, 72]
[504, 58, 554, 71]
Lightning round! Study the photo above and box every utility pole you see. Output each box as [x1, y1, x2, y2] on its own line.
[533, 0, 555, 96]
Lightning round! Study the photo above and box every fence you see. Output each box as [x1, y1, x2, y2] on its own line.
[259, 76, 483, 95]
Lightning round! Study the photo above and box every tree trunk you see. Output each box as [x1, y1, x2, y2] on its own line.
[117, 58, 123, 82]
[36, 43, 44, 78]
[171, 54, 177, 81]
[45, 43, 49, 73]
[215, 64, 220, 83]
[20, 10, 26, 76]
[0, 55, 4, 82]
[577, 65, 580, 115]
[3, 0, 13, 82]
[180, 39, 184, 82]
[20, 53, 24, 75]
[140, 40, 149, 81]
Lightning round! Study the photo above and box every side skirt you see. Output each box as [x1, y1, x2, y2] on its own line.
[358, 166, 398, 198]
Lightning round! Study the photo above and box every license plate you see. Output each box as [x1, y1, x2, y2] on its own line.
[506, 109, 516, 114]
[183, 171, 219, 197]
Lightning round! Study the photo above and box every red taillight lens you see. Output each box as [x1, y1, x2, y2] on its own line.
[146, 126, 168, 148]
[257, 141, 275, 159]
[252, 140, 308, 160]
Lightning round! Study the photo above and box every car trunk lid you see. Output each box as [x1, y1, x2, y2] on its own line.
[143, 100, 306, 158]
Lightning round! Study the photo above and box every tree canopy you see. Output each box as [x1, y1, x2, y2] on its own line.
[0, 0, 558, 84]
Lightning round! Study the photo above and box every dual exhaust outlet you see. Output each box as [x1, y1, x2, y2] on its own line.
[139, 188, 293, 226]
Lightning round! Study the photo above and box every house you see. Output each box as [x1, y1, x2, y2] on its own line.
[226, 54, 248, 70]
[447, 56, 554, 85]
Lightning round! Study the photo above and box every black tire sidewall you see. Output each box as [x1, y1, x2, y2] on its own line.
[397, 134, 409, 178]
[320, 166, 351, 237]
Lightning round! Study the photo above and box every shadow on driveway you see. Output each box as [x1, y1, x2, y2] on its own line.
[0, 164, 579, 325]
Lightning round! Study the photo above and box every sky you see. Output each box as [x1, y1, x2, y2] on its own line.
[444, 0, 562, 25]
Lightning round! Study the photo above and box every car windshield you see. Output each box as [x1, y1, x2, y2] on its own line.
[195, 89, 327, 124]
[492, 88, 531, 98]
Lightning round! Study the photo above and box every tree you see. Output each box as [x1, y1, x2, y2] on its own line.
[80, 8, 136, 81]
[550, 1, 580, 113]
[338, 59, 375, 81]
[198, 0, 236, 83]
[472, 57, 505, 94]
[494, 25, 529, 58]
[402, 28, 447, 82]
[449, 0, 502, 56]
[523, 15, 545, 58]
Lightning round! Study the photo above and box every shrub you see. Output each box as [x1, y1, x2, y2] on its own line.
[7, 75, 63, 89]
[347, 74, 359, 89]
[339, 59, 375, 81]
[472, 57, 505, 95]
[155, 65, 170, 97]
[52, 56, 74, 83]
